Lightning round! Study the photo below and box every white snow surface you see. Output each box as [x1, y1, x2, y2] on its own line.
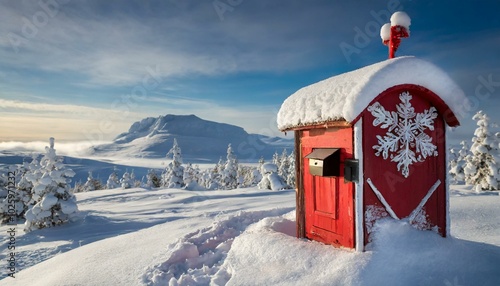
[277, 56, 468, 130]
[1, 184, 499, 285]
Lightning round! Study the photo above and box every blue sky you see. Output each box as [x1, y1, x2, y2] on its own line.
[1, 0, 499, 144]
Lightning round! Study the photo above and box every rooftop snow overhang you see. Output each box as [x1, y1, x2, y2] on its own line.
[277, 56, 468, 131]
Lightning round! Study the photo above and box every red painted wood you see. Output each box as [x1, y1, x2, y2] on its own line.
[388, 25, 409, 59]
[362, 85, 447, 244]
[301, 127, 355, 248]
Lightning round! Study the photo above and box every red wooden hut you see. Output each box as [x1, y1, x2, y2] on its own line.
[277, 56, 468, 251]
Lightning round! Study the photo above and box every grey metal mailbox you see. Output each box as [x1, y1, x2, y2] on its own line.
[305, 148, 340, 176]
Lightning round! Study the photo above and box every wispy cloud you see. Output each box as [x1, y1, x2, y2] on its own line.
[0, 0, 352, 87]
[0, 99, 124, 116]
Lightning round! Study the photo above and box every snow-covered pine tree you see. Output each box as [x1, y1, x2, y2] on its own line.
[448, 148, 459, 184]
[83, 171, 96, 192]
[183, 163, 203, 190]
[24, 138, 78, 232]
[250, 169, 262, 187]
[278, 149, 289, 179]
[220, 144, 238, 189]
[146, 169, 161, 188]
[0, 167, 11, 223]
[72, 181, 84, 193]
[272, 151, 280, 167]
[120, 170, 133, 189]
[106, 170, 120, 189]
[457, 141, 469, 183]
[464, 111, 499, 191]
[257, 162, 288, 191]
[215, 157, 225, 174]
[4, 156, 41, 220]
[449, 141, 468, 184]
[199, 168, 219, 190]
[162, 139, 185, 188]
[237, 165, 253, 188]
[198, 169, 210, 190]
[85, 172, 103, 191]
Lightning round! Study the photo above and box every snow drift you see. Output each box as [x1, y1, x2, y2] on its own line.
[1, 186, 498, 285]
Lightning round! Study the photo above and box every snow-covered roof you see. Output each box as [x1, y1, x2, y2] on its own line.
[277, 56, 467, 131]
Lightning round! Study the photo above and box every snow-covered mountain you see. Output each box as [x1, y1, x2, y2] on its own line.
[90, 114, 293, 162]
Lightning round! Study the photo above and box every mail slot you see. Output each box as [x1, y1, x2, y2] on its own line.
[305, 148, 340, 176]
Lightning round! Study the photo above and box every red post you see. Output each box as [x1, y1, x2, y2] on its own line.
[388, 25, 409, 59]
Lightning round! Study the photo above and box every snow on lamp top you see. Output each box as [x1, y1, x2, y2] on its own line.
[380, 23, 391, 43]
[390, 11, 411, 30]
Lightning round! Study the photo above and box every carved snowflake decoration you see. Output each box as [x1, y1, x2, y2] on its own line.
[367, 91, 438, 178]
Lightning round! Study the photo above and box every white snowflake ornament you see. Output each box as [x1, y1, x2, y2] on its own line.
[367, 91, 438, 178]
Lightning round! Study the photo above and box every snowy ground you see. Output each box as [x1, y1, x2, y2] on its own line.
[0, 184, 499, 285]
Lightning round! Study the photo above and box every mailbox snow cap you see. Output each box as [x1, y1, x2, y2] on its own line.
[277, 56, 468, 131]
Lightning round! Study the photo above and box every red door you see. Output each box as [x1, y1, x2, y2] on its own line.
[362, 85, 447, 242]
[302, 127, 354, 248]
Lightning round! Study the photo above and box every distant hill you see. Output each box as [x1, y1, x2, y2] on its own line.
[90, 114, 293, 162]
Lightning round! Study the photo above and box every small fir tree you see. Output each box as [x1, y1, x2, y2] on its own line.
[448, 148, 459, 184]
[183, 163, 203, 190]
[146, 169, 162, 188]
[220, 144, 238, 189]
[278, 149, 289, 178]
[162, 139, 185, 188]
[464, 111, 499, 191]
[0, 166, 13, 223]
[272, 151, 280, 166]
[106, 170, 120, 189]
[121, 170, 133, 189]
[24, 138, 78, 232]
[4, 156, 41, 221]
[83, 171, 96, 192]
[449, 141, 468, 184]
[199, 168, 219, 190]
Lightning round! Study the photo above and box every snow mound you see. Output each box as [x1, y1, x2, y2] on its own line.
[142, 209, 293, 286]
[277, 56, 468, 130]
[219, 216, 500, 286]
